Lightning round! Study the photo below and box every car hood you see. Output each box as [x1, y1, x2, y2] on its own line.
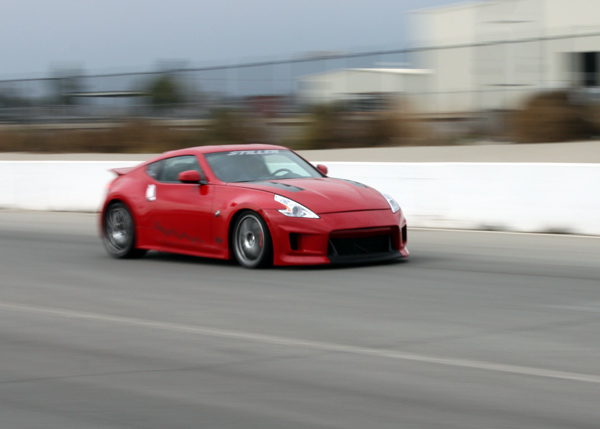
[231, 177, 390, 214]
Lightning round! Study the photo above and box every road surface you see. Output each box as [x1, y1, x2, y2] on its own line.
[1, 211, 599, 428]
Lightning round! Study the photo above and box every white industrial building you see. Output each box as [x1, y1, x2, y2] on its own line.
[298, 0, 600, 115]
[410, 0, 600, 114]
[297, 68, 431, 109]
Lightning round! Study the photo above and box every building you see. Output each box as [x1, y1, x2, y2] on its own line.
[297, 68, 431, 110]
[410, 0, 600, 114]
[297, 1, 600, 116]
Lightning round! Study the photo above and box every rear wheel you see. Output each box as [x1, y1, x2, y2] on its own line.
[103, 202, 146, 259]
[232, 212, 272, 268]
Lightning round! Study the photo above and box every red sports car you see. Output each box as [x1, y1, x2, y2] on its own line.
[100, 144, 408, 268]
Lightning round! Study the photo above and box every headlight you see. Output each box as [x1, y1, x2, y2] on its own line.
[382, 193, 400, 213]
[274, 195, 319, 218]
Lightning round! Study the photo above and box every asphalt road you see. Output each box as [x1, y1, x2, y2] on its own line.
[1, 211, 599, 428]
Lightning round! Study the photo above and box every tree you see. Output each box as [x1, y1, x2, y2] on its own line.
[145, 74, 184, 107]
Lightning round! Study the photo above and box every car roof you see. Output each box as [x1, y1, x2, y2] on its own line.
[162, 144, 289, 158]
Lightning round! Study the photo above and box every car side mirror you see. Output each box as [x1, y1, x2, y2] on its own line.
[178, 170, 204, 184]
[317, 164, 328, 175]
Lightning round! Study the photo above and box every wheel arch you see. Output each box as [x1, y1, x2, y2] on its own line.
[101, 199, 147, 259]
[227, 208, 275, 266]
[101, 198, 141, 245]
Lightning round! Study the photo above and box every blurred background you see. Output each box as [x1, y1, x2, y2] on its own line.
[2, 5, 600, 427]
[2, 0, 600, 153]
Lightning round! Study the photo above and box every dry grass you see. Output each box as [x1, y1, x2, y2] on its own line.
[0, 110, 272, 153]
[0, 111, 430, 154]
[299, 100, 428, 150]
[11, 91, 600, 153]
[3, 91, 600, 153]
[0, 120, 200, 153]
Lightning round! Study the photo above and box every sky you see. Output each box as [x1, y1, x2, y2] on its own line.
[0, 0, 459, 79]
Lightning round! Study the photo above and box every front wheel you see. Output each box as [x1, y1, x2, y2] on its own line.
[102, 202, 146, 259]
[232, 212, 272, 268]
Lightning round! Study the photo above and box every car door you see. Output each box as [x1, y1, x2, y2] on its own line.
[147, 155, 216, 253]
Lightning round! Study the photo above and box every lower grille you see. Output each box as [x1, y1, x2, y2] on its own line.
[326, 227, 403, 264]
[328, 234, 392, 257]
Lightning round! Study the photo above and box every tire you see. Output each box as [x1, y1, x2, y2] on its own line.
[102, 202, 146, 259]
[232, 211, 272, 268]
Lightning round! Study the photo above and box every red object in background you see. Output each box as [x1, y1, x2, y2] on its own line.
[100, 144, 408, 268]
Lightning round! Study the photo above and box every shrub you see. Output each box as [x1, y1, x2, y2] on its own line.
[200, 108, 267, 145]
[145, 74, 185, 107]
[300, 100, 426, 149]
[512, 91, 596, 143]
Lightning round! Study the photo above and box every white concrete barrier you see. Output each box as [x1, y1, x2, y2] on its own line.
[0, 161, 136, 212]
[1, 161, 599, 235]
[325, 162, 600, 235]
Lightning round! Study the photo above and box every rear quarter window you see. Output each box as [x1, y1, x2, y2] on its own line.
[146, 161, 162, 180]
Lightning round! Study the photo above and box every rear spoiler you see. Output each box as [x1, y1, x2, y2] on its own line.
[110, 167, 135, 176]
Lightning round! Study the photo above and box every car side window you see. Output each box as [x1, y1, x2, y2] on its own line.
[146, 161, 162, 180]
[157, 155, 203, 183]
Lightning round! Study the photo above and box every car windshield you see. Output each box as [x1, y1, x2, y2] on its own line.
[205, 149, 322, 183]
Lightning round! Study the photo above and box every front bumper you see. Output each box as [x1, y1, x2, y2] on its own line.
[263, 208, 409, 266]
